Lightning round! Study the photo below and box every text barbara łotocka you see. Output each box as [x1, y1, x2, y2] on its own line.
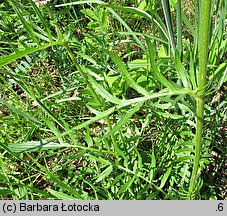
[2, 202, 100, 213]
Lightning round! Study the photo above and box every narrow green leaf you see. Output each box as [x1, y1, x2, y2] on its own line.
[159, 166, 172, 189]
[50, 107, 115, 141]
[11, 79, 65, 129]
[176, 148, 194, 154]
[189, 53, 197, 89]
[0, 97, 41, 123]
[175, 50, 192, 89]
[103, 49, 150, 97]
[102, 102, 143, 139]
[14, 183, 54, 198]
[0, 188, 13, 196]
[174, 156, 194, 163]
[56, 97, 81, 103]
[29, 0, 53, 42]
[47, 90, 188, 142]
[117, 162, 138, 196]
[84, 127, 93, 147]
[45, 119, 64, 144]
[0, 142, 23, 162]
[106, 7, 144, 49]
[0, 174, 8, 182]
[47, 188, 76, 200]
[56, 1, 168, 40]
[8, 141, 74, 153]
[85, 68, 122, 105]
[155, 111, 184, 120]
[0, 42, 61, 68]
[146, 191, 160, 200]
[146, 38, 177, 91]
[161, 0, 176, 54]
[176, 0, 183, 56]
[11, 2, 40, 46]
[149, 151, 156, 181]
[182, 11, 194, 35]
[95, 165, 113, 183]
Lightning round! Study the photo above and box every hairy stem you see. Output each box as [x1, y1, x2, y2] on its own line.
[188, 0, 212, 199]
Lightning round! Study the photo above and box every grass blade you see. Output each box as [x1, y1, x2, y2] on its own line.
[161, 0, 176, 55]
[47, 189, 76, 200]
[159, 166, 172, 189]
[174, 50, 192, 89]
[176, 0, 183, 57]
[0, 97, 41, 123]
[8, 141, 73, 153]
[0, 42, 62, 68]
[29, 0, 53, 42]
[11, 1, 40, 46]
[95, 165, 113, 183]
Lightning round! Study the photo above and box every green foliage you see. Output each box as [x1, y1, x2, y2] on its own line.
[0, 0, 225, 200]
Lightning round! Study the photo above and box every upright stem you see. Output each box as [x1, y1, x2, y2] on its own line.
[197, 1, 212, 92]
[176, 0, 182, 58]
[188, 0, 212, 199]
[161, 0, 176, 55]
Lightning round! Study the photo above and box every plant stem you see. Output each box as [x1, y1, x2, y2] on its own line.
[197, 1, 212, 92]
[161, 0, 176, 55]
[188, 0, 212, 199]
[176, 0, 182, 58]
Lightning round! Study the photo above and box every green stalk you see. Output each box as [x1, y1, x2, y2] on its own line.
[161, 0, 176, 55]
[176, 0, 182, 58]
[188, 0, 212, 199]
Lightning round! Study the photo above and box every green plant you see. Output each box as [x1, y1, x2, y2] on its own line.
[187, 0, 212, 199]
[0, 0, 226, 199]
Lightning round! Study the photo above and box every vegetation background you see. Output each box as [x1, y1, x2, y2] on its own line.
[0, 0, 226, 200]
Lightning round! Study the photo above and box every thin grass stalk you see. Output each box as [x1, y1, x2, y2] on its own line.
[176, 0, 182, 58]
[161, 0, 176, 55]
[188, 0, 212, 199]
